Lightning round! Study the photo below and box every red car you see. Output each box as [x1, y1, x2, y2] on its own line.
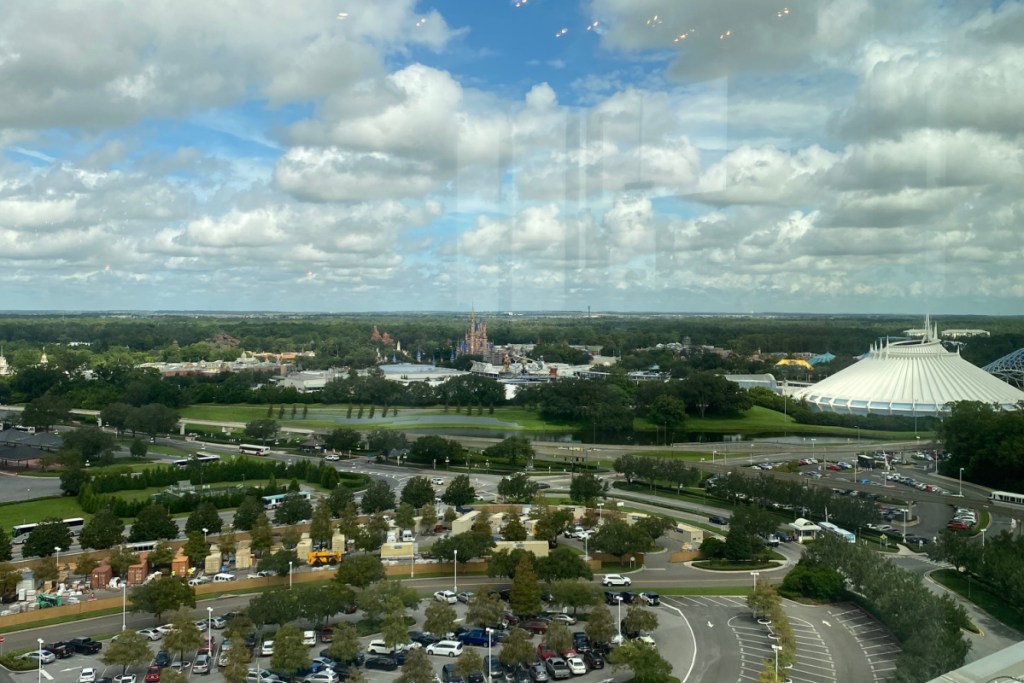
[145, 666, 162, 683]
[947, 521, 969, 531]
[537, 643, 556, 661]
[521, 620, 549, 635]
[826, 464, 842, 471]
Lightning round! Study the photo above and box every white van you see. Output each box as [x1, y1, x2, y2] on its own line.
[401, 530, 415, 542]
[213, 573, 236, 583]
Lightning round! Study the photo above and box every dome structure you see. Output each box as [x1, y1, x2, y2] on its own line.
[983, 349, 1024, 390]
[793, 319, 1024, 416]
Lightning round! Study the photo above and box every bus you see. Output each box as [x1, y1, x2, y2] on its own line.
[990, 491, 1024, 507]
[172, 452, 222, 468]
[818, 521, 856, 543]
[239, 444, 271, 456]
[11, 517, 86, 544]
[262, 491, 311, 510]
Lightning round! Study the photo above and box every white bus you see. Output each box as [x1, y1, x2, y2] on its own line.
[239, 444, 271, 456]
[818, 521, 856, 543]
[11, 517, 86, 544]
[990, 490, 1024, 507]
[262, 491, 311, 510]
[172, 453, 222, 468]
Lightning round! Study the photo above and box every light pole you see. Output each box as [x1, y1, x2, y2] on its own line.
[811, 438, 817, 470]
[445, 457, 449, 471]
[453, 549, 458, 592]
[207, 607, 213, 650]
[772, 644, 782, 678]
[54, 546, 61, 575]
[121, 582, 127, 631]
[37, 638, 43, 683]
[712, 450, 717, 465]
[902, 508, 908, 542]
[583, 533, 589, 561]
[750, 571, 760, 591]
[288, 561, 293, 589]
[958, 467, 965, 497]
[486, 628, 493, 683]
[411, 542, 415, 579]
[203, 527, 208, 542]
[616, 599, 622, 640]
[597, 503, 604, 521]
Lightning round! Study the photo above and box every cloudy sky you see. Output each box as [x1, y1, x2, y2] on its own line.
[1, 1, 1020, 314]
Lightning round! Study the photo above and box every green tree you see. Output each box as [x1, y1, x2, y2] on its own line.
[381, 608, 410, 652]
[129, 576, 196, 622]
[361, 479, 397, 514]
[396, 647, 435, 683]
[147, 541, 176, 570]
[400, 477, 436, 509]
[128, 504, 178, 542]
[441, 475, 475, 507]
[327, 486, 355, 517]
[585, 604, 617, 646]
[129, 437, 149, 459]
[34, 556, 59, 583]
[309, 498, 335, 548]
[419, 503, 438, 534]
[249, 513, 274, 557]
[548, 580, 599, 616]
[747, 578, 780, 621]
[335, 554, 385, 589]
[21, 394, 71, 430]
[61, 426, 118, 463]
[509, 555, 542, 616]
[454, 646, 484, 679]
[248, 589, 301, 627]
[608, 639, 673, 683]
[395, 502, 417, 532]
[80, 508, 125, 550]
[182, 531, 211, 568]
[258, 548, 299, 577]
[325, 428, 362, 453]
[466, 592, 505, 628]
[275, 492, 314, 525]
[185, 501, 223, 536]
[128, 403, 180, 440]
[244, 418, 279, 445]
[74, 553, 100, 578]
[623, 605, 658, 635]
[497, 473, 538, 503]
[542, 621, 573, 655]
[222, 632, 253, 683]
[296, 582, 355, 626]
[497, 628, 534, 668]
[164, 609, 202, 665]
[634, 516, 674, 544]
[429, 531, 496, 563]
[484, 436, 534, 468]
[60, 465, 90, 496]
[532, 508, 574, 542]
[355, 513, 390, 552]
[232, 496, 264, 531]
[502, 515, 528, 542]
[270, 623, 311, 678]
[0, 528, 11, 563]
[326, 623, 361, 664]
[101, 630, 152, 675]
[647, 394, 687, 431]
[590, 519, 652, 563]
[487, 548, 535, 580]
[108, 546, 140, 577]
[423, 600, 458, 637]
[23, 519, 71, 557]
[443, 507, 458, 526]
[100, 402, 133, 436]
[218, 528, 238, 559]
[568, 473, 606, 506]
[356, 581, 421, 627]
[536, 547, 593, 582]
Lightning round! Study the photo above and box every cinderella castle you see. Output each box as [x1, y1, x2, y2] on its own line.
[458, 310, 492, 357]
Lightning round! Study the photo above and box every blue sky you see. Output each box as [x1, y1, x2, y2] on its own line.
[0, 1, 1021, 314]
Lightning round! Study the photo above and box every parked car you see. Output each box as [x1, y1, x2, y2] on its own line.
[456, 592, 474, 604]
[601, 574, 631, 587]
[193, 654, 212, 675]
[639, 592, 661, 606]
[708, 515, 727, 525]
[546, 614, 576, 626]
[604, 591, 623, 605]
[528, 663, 549, 682]
[69, 638, 102, 655]
[80, 668, 98, 683]
[485, 655, 503, 680]
[364, 656, 398, 672]
[324, 453, 340, 461]
[409, 631, 441, 647]
[260, 641, 275, 657]
[544, 658, 571, 680]
[153, 652, 171, 668]
[302, 631, 317, 647]
[303, 672, 338, 683]
[426, 640, 464, 657]
[582, 651, 604, 670]
[145, 666, 162, 683]
[505, 665, 533, 683]
[565, 657, 587, 676]
[457, 629, 492, 647]
[618, 591, 638, 604]
[44, 642, 73, 659]
[434, 590, 458, 604]
[137, 629, 162, 641]
[23, 651, 56, 665]
[520, 620, 549, 635]
[537, 643, 556, 661]
[113, 675, 137, 683]
[441, 664, 465, 683]
[245, 669, 281, 683]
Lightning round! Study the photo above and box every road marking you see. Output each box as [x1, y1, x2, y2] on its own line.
[707, 620, 713, 628]
[41, 671, 54, 681]
[822, 620, 831, 627]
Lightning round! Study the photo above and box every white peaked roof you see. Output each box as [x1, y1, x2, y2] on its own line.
[794, 319, 1024, 416]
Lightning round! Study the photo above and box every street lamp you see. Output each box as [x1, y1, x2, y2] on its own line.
[202, 527, 209, 542]
[122, 582, 127, 631]
[486, 628, 493, 683]
[54, 546, 61, 575]
[288, 561, 293, 589]
[811, 438, 817, 469]
[445, 457, 449, 470]
[597, 503, 604, 521]
[750, 571, 760, 591]
[616, 599, 622, 640]
[712, 450, 717, 465]
[902, 508, 908, 542]
[433, 459, 436, 470]
[772, 644, 782, 678]
[958, 467, 965, 497]
[453, 549, 458, 592]
[583, 533, 589, 561]
[37, 638, 44, 683]
[207, 606, 213, 651]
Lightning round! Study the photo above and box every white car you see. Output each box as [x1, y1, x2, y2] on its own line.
[431, 477, 445, 485]
[434, 590, 458, 604]
[23, 651, 56, 665]
[565, 656, 587, 675]
[80, 668, 97, 683]
[155, 624, 177, 635]
[260, 640, 275, 657]
[137, 628, 162, 641]
[637, 635, 656, 646]
[246, 669, 281, 683]
[425, 640, 464, 657]
[602, 574, 631, 587]
[114, 675, 137, 683]
[303, 672, 338, 683]
[325, 454, 340, 462]
[302, 631, 317, 647]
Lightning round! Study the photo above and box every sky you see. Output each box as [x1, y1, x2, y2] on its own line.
[0, 1, 1021, 314]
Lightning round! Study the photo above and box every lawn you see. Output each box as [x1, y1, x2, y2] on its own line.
[931, 569, 1024, 635]
[0, 496, 90, 530]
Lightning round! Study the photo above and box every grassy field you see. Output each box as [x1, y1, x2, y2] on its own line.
[931, 569, 1024, 635]
[0, 496, 90, 530]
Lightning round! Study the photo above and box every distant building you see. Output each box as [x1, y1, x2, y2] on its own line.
[725, 374, 780, 393]
[459, 310, 491, 356]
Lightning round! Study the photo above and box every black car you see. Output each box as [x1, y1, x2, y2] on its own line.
[536, 482, 551, 489]
[572, 632, 590, 652]
[45, 642, 73, 659]
[619, 591, 638, 604]
[709, 515, 727, 525]
[604, 591, 623, 605]
[547, 539, 558, 549]
[365, 656, 398, 672]
[153, 651, 171, 668]
[408, 631, 441, 647]
[322, 649, 364, 667]
[582, 651, 605, 670]
[466, 673, 486, 683]
[442, 664, 465, 683]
